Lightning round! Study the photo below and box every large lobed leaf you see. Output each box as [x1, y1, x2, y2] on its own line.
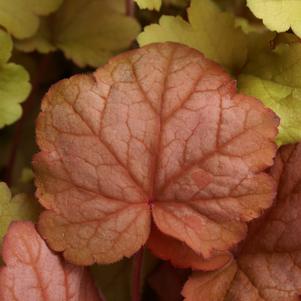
[33, 42, 278, 267]
[0, 221, 101, 301]
[183, 143, 301, 301]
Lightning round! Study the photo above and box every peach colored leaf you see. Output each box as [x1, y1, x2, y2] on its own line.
[183, 143, 301, 301]
[0, 221, 101, 301]
[33, 42, 279, 266]
[182, 262, 238, 301]
[147, 224, 232, 270]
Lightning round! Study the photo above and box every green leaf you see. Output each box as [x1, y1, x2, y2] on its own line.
[238, 43, 301, 146]
[91, 250, 158, 301]
[0, 182, 40, 245]
[247, 0, 301, 37]
[135, 0, 162, 10]
[0, 0, 63, 39]
[138, 0, 247, 71]
[15, 0, 141, 67]
[0, 30, 31, 128]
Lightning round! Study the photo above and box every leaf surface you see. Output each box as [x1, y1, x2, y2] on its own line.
[147, 225, 232, 270]
[0, 221, 101, 301]
[0, 0, 62, 39]
[247, 0, 301, 37]
[33, 42, 279, 265]
[138, 0, 247, 71]
[0, 182, 40, 245]
[183, 143, 301, 301]
[0, 29, 31, 128]
[239, 43, 301, 145]
[15, 0, 140, 67]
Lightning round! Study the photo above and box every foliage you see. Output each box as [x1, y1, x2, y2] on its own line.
[135, 0, 162, 11]
[0, 0, 63, 39]
[15, 0, 140, 67]
[239, 43, 301, 145]
[0, 182, 40, 244]
[1, 1, 301, 300]
[0, 222, 101, 301]
[247, 0, 301, 37]
[33, 43, 278, 266]
[138, 0, 247, 71]
[183, 143, 301, 301]
[0, 30, 31, 128]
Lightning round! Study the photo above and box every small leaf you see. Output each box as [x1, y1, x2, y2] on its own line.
[135, 0, 162, 10]
[0, 182, 40, 244]
[0, 0, 63, 39]
[138, 0, 247, 71]
[16, 0, 141, 67]
[33, 42, 278, 266]
[238, 43, 301, 145]
[0, 221, 101, 301]
[247, 0, 301, 38]
[183, 143, 301, 301]
[0, 29, 31, 128]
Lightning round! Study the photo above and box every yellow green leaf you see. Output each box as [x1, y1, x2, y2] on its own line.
[0, 0, 63, 39]
[247, 0, 301, 37]
[16, 0, 141, 67]
[238, 43, 301, 145]
[14, 18, 56, 54]
[138, 0, 247, 71]
[0, 30, 31, 128]
[135, 0, 162, 10]
[0, 182, 40, 245]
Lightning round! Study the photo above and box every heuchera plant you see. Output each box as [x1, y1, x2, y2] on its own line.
[1, 1, 301, 301]
[33, 42, 278, 267]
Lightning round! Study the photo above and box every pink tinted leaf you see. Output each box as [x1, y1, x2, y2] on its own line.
[0, 221, 101, 301]
[33, 42, 279, 265]
[183, 143, 301, 301]
[147, 224, 232, 270]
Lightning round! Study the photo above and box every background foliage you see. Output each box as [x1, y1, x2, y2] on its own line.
[0, 0, 301, 300]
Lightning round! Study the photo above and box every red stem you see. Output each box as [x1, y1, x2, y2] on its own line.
[126, 0, 135, 17]
[5, 54, 51, 186]
[131, 247, 144, 301]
